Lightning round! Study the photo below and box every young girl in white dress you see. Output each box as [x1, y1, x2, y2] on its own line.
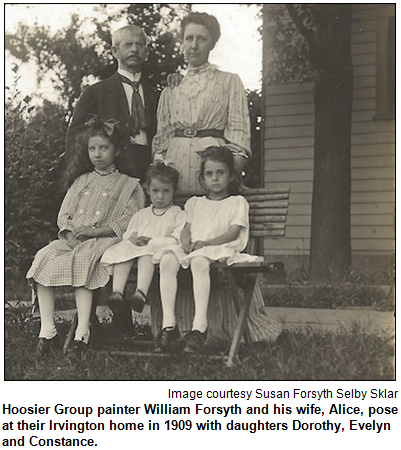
[154, 146, 261, 352]
[101, 162, 185, 314]
[27, 118, 145, 358]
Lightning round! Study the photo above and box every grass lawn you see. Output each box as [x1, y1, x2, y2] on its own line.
[5, 307, 394, 381]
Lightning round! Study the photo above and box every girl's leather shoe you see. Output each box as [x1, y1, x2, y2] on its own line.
[130, 289, 147, 313]
[71, 340, 88, 360]
[155, 326, 180, 352]
[183, 330, 207, 353]
[35, 335, 60, 359]
[106, 291, 124, 314]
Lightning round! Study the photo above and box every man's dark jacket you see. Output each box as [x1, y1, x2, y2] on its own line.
[65, 72, 159, 177]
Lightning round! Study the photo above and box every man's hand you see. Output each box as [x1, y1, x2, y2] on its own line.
[166, 72, 184, 89]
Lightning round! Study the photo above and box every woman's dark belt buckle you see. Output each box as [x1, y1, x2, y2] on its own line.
[183, 128, 197, 138]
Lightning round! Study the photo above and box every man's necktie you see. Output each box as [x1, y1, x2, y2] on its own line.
[119, 75, 148, 137]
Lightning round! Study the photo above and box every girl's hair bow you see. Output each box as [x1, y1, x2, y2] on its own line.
[152, 158, 175, 168]
[85, 115, 120, 137]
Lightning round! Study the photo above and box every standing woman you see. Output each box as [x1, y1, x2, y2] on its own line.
[153, 12, 250, 190]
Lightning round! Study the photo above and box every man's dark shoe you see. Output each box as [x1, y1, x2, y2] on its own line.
[130, 289, 147, 313]
[183, 330, 207, 353]
[35, 335, 60, 359]
[155, 326, 180, 352]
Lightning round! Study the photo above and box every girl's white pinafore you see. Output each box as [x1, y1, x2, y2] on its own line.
[153, 196, 262, 267]
[101, 205, 185, 265]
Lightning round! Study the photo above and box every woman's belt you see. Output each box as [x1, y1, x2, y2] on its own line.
[174, 128, 225, 139]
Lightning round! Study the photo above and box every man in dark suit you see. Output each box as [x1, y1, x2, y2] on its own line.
[65, 25, 159, 182]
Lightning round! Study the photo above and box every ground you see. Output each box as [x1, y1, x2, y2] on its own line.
[4, 301, 395, 381]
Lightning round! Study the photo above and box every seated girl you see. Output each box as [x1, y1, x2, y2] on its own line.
[27, 117, 145, 358]
[101, 162, 185, 314]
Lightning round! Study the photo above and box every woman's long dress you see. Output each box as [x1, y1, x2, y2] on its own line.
[26, 170, 145, 290]
[152, 63, 251, 191]
[151, 63, 281, 342]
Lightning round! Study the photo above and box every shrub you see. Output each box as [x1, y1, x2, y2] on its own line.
[5, 67, 66, 291]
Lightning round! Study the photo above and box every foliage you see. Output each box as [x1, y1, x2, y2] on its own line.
[5, 67, 65, 283]
[4, 312, 394, 380]
[264, 4, 318, 85]
[6, 4, 190, 116]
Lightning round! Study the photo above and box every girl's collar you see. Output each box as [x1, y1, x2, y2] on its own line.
[94, 165, 117, 176]
[206, 194, 231, 201]
[152, 203, 174, 216]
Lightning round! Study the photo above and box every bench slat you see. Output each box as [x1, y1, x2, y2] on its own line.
[250, 215, 287, 223]
[252, 223, 285, 231]
[242, 188, 290, 195]
[250, 208, 288, 216]
[250, 201, 289, 209]
[245, 193, 290, 202]
[250, 230, 286, 237]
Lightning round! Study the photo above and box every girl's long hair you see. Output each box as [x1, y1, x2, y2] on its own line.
[64, 117, 123, 188]
[198, 146, 241, 195]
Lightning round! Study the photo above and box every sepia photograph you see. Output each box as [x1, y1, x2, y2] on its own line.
[4, 3, 395, 381]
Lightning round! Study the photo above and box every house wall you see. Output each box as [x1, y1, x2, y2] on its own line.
[262, 4, 395, 278]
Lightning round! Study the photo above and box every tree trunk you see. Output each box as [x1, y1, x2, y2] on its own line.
[309, 5, 353, 282]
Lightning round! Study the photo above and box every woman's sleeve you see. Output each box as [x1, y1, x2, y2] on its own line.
[109, 184, 146, 238]
[57, 178, 81, 237]
[230, 197, 249, 228]
[224, 74, 251, 157]
[152, 88, 175, 160]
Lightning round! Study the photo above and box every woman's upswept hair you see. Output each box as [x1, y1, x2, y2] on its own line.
[65, 117, 123, 188]
[146, 161, 180, 191]
[198, 146, 241, 195]
[181, 12, 221, 47]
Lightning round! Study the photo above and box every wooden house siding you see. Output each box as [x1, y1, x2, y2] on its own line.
[262, 4, 395, 268]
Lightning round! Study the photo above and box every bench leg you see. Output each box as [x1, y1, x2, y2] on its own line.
[63, 313, 78, 355]
[226, 273, 257, 367]
[224, 269, 253, 349]
[90, 291, 104, 344]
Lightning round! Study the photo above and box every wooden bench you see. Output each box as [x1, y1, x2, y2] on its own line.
[62, 187, 290, 366]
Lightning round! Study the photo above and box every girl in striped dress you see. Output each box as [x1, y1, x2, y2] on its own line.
[27, 118, 145, 358]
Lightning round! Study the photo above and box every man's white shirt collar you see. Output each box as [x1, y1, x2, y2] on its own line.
[118, 69, 142, 83]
